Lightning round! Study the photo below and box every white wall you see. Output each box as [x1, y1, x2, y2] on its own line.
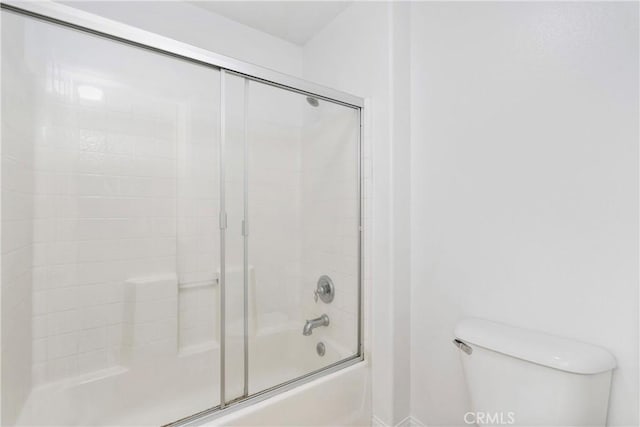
[303, 3, 411, 425]
[410, 2, 639, 426]
[58, 1, 303, 78]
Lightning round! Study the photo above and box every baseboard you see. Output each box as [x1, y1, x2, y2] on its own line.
[371, 415, 425, 427]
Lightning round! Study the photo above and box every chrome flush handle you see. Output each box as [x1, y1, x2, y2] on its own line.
[453, 339, 473, 355]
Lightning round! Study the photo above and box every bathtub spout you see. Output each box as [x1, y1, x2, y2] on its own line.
[303, 314, 330, 336]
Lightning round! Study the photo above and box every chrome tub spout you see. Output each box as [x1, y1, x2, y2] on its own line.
[303, 314, 330, 336]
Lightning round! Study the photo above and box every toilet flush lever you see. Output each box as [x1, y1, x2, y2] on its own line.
[453, 339, 473, 355]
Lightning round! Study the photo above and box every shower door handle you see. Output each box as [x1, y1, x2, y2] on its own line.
[219, 211, 227, 230]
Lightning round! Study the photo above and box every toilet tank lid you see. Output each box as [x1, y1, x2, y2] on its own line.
[454, 318, 616, 374]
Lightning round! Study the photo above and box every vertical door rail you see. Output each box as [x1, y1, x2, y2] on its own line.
[219, 70, 227, 408]
[242, 78, 250, 398]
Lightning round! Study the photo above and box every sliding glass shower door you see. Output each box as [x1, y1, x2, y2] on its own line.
[2, 10, 222, 426]
[223, 75, 361, 397]
[2, 6, 361, 426]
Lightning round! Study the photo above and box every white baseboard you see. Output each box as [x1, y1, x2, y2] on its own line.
[371, 415, 425, 427]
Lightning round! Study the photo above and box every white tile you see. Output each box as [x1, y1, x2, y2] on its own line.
[47, 332, 78, 359]
[32, 316, 48, 339]
[32, 362, 47, 386]
[32, 338, 47, 363]
[47, 287, 80, 312]
[77, 349, 108, 373]
[78, 328, 107, 353]
[79, 305, 110, 329]
[47, 310, 81, 336]
[33, 291, 48, 315]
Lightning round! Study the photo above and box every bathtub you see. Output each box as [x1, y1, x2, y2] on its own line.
[15, 325, 369, 426]
[208, 360, 370, 427]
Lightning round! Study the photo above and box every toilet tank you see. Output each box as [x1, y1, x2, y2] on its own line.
[454, 318, 616, 427]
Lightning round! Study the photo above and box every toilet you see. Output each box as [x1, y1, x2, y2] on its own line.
[454, 318, 616, 426]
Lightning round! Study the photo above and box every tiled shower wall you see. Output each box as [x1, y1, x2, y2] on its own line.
[300, 101, 360, 354]
[221, 78, 361, 359]
[1, 20, 35, 426]
[21, 20, 223, 384]
[176, 95, 220, 352]
[29, 76, 181, 383]
[7, 17, 360, 405]
[246, 81, 303, 331]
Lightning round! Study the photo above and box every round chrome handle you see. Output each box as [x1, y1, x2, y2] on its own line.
[314, 275, 334, 304]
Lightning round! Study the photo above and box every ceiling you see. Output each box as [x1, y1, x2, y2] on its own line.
[188, 1, 351, 46]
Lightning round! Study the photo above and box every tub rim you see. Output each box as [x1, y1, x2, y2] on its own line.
[170, 355, 365, 426]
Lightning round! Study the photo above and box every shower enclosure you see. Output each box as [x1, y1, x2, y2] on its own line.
[0, 3, 363, 426]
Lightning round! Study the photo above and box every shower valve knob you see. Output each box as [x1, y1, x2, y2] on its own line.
[314, 275, 335, 304]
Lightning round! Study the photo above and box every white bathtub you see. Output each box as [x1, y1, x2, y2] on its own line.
[208, 361, 370, 427]
[15, 325, 369, 426]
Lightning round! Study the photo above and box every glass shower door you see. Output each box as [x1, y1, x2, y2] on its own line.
[2, 5, 363, 424]
[1, 10, 221, 426]
[229, 78, 361, 395]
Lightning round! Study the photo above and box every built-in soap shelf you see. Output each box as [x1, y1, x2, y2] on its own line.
[177, 274, 220, 354]
[178, 278, 218, 290]
[121, 274, 221, 365]
[178, 340, 220, 357]
[122, 275, 178, 366]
